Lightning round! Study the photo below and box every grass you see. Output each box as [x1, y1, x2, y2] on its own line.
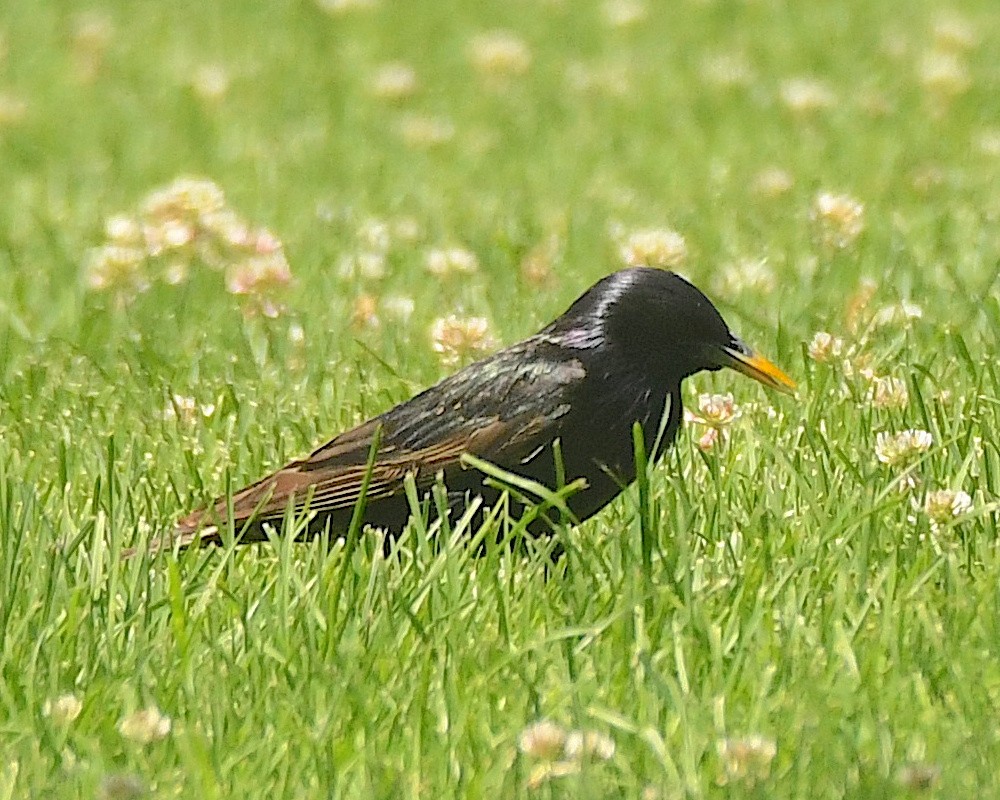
[2, 0, 1000, 796]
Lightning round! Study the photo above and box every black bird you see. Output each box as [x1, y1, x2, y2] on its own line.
[151, 268, 794, 553]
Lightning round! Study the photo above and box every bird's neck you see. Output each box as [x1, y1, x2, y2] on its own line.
[588, 361, 679, 458]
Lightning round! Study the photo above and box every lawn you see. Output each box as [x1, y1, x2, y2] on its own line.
[2, 0, 1000, 797]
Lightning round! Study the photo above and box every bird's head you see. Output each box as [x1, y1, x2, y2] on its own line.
[550, 267, 796, 394]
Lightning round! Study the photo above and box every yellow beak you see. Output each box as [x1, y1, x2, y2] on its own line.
[721, 344, 797, 396]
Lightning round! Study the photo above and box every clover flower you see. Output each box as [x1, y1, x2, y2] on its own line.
[518, 720, 615, 789]
[468, 31, 532, 78]
[713, 259, 775, 297]
[686, 393, 740, 451]
[564, 729, 616, 761]
[42, 694, 83, 726]
[370, 62, 418, 100]
[872, 301, 923, 328]
[871, 376, 909, 409]
[807, 331, 845, 362]
[875, 430, 933, 467]
[118, 705, 171, 744]
[919, 51, 970, 98]
[896, 762, 941, 792]
[751, 167, 794, 198]
[70, 11, 114, 82]
[602, 0, 647, 28]
[397, 114, 455, 148]
[780, 78, 836, 112]
[620, 228, 687, 269]
[191, 64, 230, 102]
[85, 177, 292, 315]
[518, 720, 567, 760]
[430, 315, 497, 366]
[811, 192, 865, 249]
[694, 393, 739, 427]
[923, 489, 972, 528]
[716, 735, 777, 786]
[425, 247, 479, 277]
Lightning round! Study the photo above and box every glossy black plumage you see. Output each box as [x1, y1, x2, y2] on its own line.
[150, 267, 794, 553]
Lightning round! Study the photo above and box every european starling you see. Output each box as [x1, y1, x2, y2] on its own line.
[150, 267, 794, 553]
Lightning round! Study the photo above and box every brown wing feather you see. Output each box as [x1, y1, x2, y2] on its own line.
[173, 414, 530, 534]
[153, 340, 585, 553]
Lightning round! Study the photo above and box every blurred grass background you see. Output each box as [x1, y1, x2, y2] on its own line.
[2, 0, 1000, 797]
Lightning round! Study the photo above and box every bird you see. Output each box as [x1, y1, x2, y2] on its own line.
[141, 267, 795, 554]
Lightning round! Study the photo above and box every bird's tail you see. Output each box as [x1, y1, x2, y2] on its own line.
[121, 513, 223, 559]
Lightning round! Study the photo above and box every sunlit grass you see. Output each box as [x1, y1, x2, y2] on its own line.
[2, 0, 1000, 797]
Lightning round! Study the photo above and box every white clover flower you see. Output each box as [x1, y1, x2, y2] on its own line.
[933, 14, 978, 52]
[717, 735, 777, 786]
[425, 247, 479, 277]
[337, 252, 386, 281]
[923, 489, 972, 526]
[87, 176, 293, 309]
[807, 331, 844, 362]
[70, 12, 114, 78]
[685, 394, 739, 451]
[701, 52, 754, 88]
[225, 252, 292, 296]
[359, 252, 389, 280]
[872, 302, 923, 328]
[316, 0, 378, 13]
[370, 62, 418, 100]
[518, 720, 567, 760]
[602, 0, 647, 28]
[468, 31, 532, 78]
[919, 51, 970, 97]
[875, 430, 933, 467]
[141, 177, 226, 220]
[392, 216, 422, 242]
[714, 259, 775, 297]
[225, 250, 293, 317]
[695, 393, 739, 428]
[84, 245, 149, 294]
[118, 705, 171, 744]
[520, 722, 615, 788]
[0, 92, 27, 125]
[620, 228, 687, 269]
[976, 129, 1000, 157]
[357, 218, 392, 253]
[200, 208, 251, 249]
[779, 78, 836, 112]
[811, 192, 865, 249]
[191, 64, 230, 102]
[871, 376, 909, 409]
[520, 235, 560, 287]
[383, 295, 415, 322]
[162, 394, 204, 424]
[564, 730, 616, 761]
[751, 167, 794, 198]
[430, 315, 497, 366]
[104, 215, 143, 246]
[397, 114, 455, 148]
[42, 694, 83, 725]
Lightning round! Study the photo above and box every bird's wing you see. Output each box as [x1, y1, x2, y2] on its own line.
[174, 341, 587, 537]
